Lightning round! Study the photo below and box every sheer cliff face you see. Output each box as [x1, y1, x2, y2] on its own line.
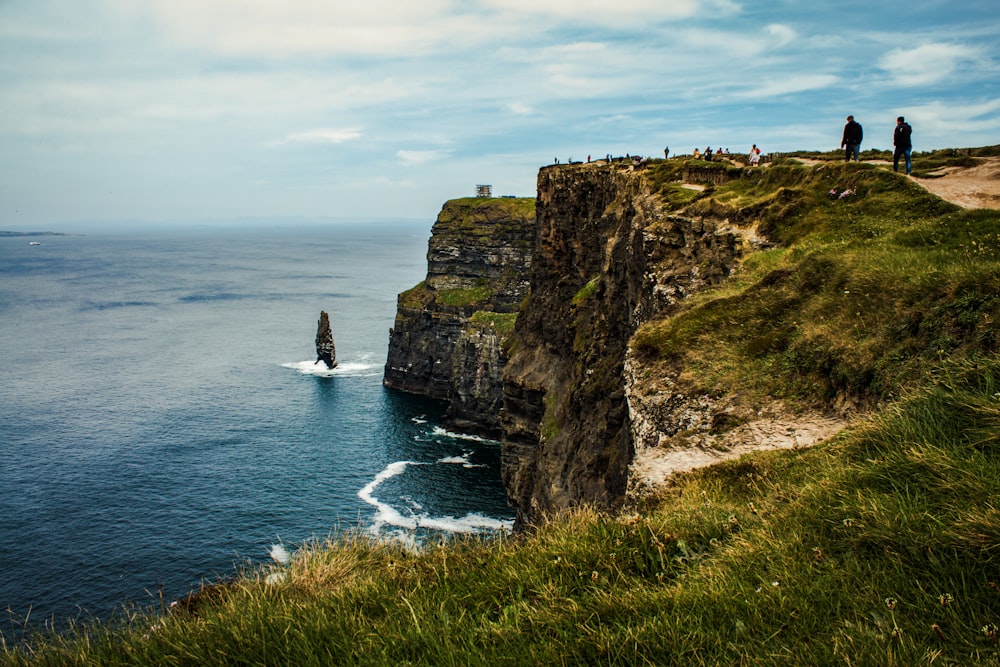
[384, 167, 748, 525]
[383, 197, 535, 436]
[500, 163, 745, 526]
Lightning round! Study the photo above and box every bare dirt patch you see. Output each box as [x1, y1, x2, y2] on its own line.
[791, 156, 1000, 210]
[628, 402, 846, 499]
[916, 157, 1000, 210]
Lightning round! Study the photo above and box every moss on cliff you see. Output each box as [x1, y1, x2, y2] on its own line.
[435, 283, 493, 307]
[467, 310, 518, 337]
[631, 162, 1000, 411]
[435, 197, 536, 246]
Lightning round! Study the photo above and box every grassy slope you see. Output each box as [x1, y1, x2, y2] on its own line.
[6, 160, 1000, 666]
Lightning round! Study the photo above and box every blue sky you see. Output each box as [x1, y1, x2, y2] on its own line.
[2, 0, 999, 227]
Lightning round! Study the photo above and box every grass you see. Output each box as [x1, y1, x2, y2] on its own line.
[6, 358, 999, 665]
[632, 162, 1000, 410]
[435, 284, 493, 308]
[5, 157, 1000, 665]
[467, 310, 518, 337]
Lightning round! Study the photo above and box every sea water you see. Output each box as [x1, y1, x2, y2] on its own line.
[0, 221, 514, 638]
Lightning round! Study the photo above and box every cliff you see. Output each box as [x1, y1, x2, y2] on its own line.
[500, 162, 749, 525]
[388, 157, 976, 528]
[385, 163, 756, 525]
[383, 196, 535, 436]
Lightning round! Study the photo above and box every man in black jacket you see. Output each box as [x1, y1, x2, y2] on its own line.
[841, 115, 863, 162]
[893, 116, 913, 175]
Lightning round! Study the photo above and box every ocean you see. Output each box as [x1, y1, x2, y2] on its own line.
[0, 221, 514, 638]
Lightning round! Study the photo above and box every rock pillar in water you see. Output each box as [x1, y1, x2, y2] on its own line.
[315, 310, 337, 369]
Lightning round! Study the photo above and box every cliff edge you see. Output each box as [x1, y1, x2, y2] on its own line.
[500, 162, 749, 525]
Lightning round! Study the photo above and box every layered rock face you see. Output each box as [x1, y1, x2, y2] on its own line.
[500, 163, 747, 526]
[383, 197, 535, 436]
[385, 164, 753, 526]
[315, 310, 337, 369]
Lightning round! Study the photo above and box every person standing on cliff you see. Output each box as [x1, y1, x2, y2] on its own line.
[841, 115, 863, 162]
[893, 116, 913, 175]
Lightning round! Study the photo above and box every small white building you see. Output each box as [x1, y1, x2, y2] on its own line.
[476, 184, 492, 198]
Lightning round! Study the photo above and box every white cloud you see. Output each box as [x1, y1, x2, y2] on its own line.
[765, 23, 796, 47]
[478, 0, 739, 26]
[396, 149, 453, 165]
[901, 97, 1000, 137]
[879, 42, 982, 87]
[117, 0, 517, 58]
[506, 103, 534, 115]
[735, 73, 840, 99]
[279, 128, 364, 145]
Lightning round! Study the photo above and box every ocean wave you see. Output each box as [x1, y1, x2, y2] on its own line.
[358, 460, 512, 535]
[437, 454, 485, 468]
[428, 426, 499, 444]
[281, 359, 381, 378]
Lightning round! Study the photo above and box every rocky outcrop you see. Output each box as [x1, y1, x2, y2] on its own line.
[315, 310, 337, 369]
[499, 163, 749, 526]
[383, 197, 535, 437]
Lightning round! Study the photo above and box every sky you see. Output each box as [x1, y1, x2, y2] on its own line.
[2, 0, 999, 227]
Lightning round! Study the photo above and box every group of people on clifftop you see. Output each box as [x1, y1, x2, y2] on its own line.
[686, 144, 761, 165]
[841, 114, 914, 175]
[554, 114, 914, 174]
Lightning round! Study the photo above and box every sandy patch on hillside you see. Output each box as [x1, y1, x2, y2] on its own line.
[916, 157, 1000, 210]
[628, 405, 846, 498]
[789, 156, 1000, 210]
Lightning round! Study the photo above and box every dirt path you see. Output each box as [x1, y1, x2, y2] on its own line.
[792, 155, 1000, 210]
[915, 156, 1000, 210]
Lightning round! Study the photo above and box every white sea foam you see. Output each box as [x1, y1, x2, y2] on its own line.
[437, 454, 484, 468]
[359, 460, 512, 535]
[281, 359, 380, 377]
[429, 426, 498, 444]
[269, 543, 291, 566]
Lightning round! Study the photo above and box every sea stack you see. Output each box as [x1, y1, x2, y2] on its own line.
[315, 310, 337, 369]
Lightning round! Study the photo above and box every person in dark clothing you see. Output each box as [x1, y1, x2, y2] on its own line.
[841, 115, 863, 162]
[893, 116, 913, 175]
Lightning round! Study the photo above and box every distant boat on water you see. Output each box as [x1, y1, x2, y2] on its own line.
[29, 241, 41, 246]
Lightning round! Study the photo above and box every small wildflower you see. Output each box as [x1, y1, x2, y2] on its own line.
[842, 518, 854, 527]
[591, 571, 600, 582]
[939, 593, 954, 607]
[771, 581, 780, 587]
[728, 514, 739, 525]
[885, 597, 898, 610]
[982, 623, 999, 643]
